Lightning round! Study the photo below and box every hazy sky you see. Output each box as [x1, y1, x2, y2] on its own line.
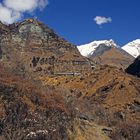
[0, 0, 140, 46]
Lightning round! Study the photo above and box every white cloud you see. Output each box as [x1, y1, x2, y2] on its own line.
[0, 4, 21, 24]
[4, 0, 48, 12]
[0, 0, 49, 24]
[94, 16, 112, 26]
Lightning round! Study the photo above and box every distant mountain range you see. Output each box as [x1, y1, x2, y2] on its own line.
[77, 39, 118, 57]
[122, 39, 140, 58]
[78, 39, 140, 58]
[77, 39, 136, 68]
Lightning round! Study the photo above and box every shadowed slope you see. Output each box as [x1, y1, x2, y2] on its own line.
[126, 55, 140, 77]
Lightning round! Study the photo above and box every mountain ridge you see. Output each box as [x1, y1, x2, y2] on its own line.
[78, 38, 140, 58]
[0, 18, 92, 78]
[77, 39, 118, 57]
[77, 39, 134, 68]
[0, 19, 140, 140]
[122, 39, 140, 58]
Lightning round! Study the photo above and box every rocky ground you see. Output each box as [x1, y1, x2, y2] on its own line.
[0, 19, 140, 140]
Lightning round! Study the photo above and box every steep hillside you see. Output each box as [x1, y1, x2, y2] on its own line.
[0, 19, 140, 140]
[0, 63, 73, 140]
[92, 47, 134, 69]
[0, 19, 92, 79]
[40, 65, 140, 140]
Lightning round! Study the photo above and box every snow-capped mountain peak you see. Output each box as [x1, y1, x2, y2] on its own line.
[77, 39, 118, 57]
[122, 39, 140, 58]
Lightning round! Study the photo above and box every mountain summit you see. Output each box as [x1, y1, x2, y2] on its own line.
[77, 39, 134, 68]
[122, 39, 140, 58]
[77, 39, 117, 57]
[0, 18, 92, 78]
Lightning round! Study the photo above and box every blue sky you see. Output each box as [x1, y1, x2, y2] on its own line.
[0, 0, 140, 46]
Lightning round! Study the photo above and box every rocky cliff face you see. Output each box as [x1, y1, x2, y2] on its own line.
[0, 19, 92, 79]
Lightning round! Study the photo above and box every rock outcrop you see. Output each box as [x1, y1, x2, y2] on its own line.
[0, 18, 92, 79]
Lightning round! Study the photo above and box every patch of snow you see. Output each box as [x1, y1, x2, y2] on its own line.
[77, 39, 118, 57]
[122, 39, 140, 58]
[26, 130, 48, 139]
